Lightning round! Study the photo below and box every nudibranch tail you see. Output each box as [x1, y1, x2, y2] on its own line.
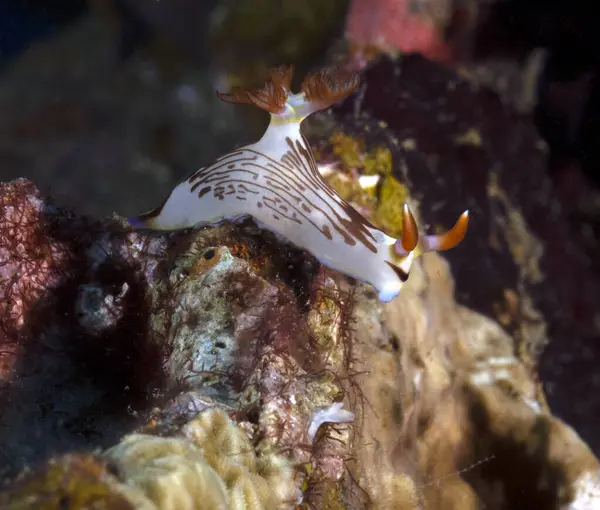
[300, 67, 360, 113]
[127, 196, 172, 231]
[127, 215, 149, 229]
[127, 214, 169, 231]
[216, 65, 293, 115]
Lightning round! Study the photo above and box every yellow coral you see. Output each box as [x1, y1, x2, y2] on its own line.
[104, 407, 298, 510]
[184, 407, 257, 472]
[380, 473, 421, 510]
[104, 435, 229, 510]
[185, 408, 298, 509]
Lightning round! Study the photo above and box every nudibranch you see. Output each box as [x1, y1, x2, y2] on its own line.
[128, 65, 469, 302]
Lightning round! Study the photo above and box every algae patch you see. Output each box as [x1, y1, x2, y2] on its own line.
[327, 132, 408, 238]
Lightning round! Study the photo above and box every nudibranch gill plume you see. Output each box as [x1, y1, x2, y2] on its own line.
[128, 65, 469, 302]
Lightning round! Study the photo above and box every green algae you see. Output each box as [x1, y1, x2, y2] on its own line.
[327, 132, 409, 238]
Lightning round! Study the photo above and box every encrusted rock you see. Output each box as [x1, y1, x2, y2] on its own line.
[1, 54, 599, 510]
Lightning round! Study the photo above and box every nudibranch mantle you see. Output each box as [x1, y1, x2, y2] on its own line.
[128, 66, 469, 302]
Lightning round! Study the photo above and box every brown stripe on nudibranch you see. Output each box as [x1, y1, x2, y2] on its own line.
[186, 151, 253, 183]
[237, 184, 259, 195]
[192, 175, 333, 236]
[240, 147, 362, 243]
[284, 135, 379, 253]
[197, 186, 211, 198]
[189, 155, 260, 187]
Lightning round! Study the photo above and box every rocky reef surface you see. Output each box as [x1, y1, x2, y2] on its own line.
[1, 49, 599, 510]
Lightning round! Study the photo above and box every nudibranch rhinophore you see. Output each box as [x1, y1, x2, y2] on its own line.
[128, 65, 469, 302]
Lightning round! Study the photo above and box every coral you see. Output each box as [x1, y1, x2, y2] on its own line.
[0, 453, 154, 510]
[306, 54, 600, 508]
[372, 176, 409, 239]
[0, 179, 68, 334]
[102, 217, 358, 507]
[103, 407, 298, 510]
[0, 179, 67, 385]
[329, 132, 394, 177]
[104, 434, 229, 510]
[343, 251, 599, 509]
[159, 243, 243, 398]
[183, 407, 299, 509]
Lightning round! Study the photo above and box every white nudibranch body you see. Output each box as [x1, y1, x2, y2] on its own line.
[128, 66, 469, 302]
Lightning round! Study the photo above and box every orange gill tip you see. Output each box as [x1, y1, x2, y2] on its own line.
[215, 64, 294, 115]
[423, 210, 470, 253]
[401, 204, 419, 252]
[300, 66, 360, 111]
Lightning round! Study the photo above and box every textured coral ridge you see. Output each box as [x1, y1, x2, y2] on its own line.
[104, 407, 299, 509]
[308, 55, 600, 508]
[0, 408, 298, 510]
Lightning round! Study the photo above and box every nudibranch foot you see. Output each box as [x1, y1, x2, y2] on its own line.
[126, 216, 148, 230]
